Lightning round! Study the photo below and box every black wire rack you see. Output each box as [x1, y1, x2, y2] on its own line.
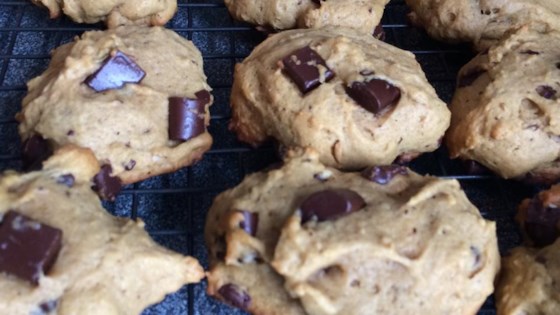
[0, 0, 543, 314]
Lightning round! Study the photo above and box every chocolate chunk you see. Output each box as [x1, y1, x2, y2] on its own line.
[0, 210, 62, 285]
[457, 68, 486, 87]
[361, 165, 407, 185]
[218, 283, 251, 310]
[85, 50, 146, 92]
[168, 90, 211, 141]
[39, 300, 58, 313]
[238, 211, 258, 236]
[300, 189, 365, 223]
[521, 50, 540, 55]
[280, 46, 334, 94]
[92, 164, 122, 201]
[22, 135, 52, 171]
[346, 78, 401, 115]
[373, 25, 386, 41]
[525, 197, 560, 246]
[123, 160, 136, 171]
[536, 85, 557, 100]
[56, 174, 75, 188]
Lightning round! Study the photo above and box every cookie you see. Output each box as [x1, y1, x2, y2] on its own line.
[445, 27, 560, 182]
[30, 0, 177, 27]
[0, 146, 204, 314]
[17, 26, 213, 189]
[406, 0, 560, 51]
[205, 149, 500, 315]
[224, 0, 389, 34]
[496, 239, 560, 315]
[229, 27, 450, 170]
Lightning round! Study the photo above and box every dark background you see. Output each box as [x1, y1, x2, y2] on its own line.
[0, 0, 540, 314]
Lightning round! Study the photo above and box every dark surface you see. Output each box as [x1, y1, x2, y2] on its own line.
[0, 0, 544, 314]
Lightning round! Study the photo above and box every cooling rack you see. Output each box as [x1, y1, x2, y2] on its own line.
[0, 0, 541, 314]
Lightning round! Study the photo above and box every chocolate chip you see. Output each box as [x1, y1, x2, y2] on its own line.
[22, 135, 52, 171]
[123, 160, 136, 171]
[457, 68, 486, 87]
[92, 165, 122, 201]
[361, 165, 407, 185]
[300, 189, 365, 223]
[524, 197, 560, 246]
[56, 174, 75, 188]
[346, 78, 401, 115]
[536, 85, 557, 100]
[84, 50, 146, 92]
[66, 130, 74, 136]
[0, 210, 63, 285]
[218, 283, 251, 310]
[280, 46, 334, 94]
[373, 25, 386, 41]
[521, 50, 540, 55]
[39, 300, 58, 313]
[238, 211, 258, 236]
[168, 90, 211, 141]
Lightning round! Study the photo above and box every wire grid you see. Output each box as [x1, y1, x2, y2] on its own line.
[0, 0, 540, 314]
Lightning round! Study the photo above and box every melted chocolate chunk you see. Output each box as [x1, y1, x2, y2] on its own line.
[92, 165, 122, 201]
[281, 46, 334, 94]
[168, 90, 211, 141]
[373, 25, 386, 41]
[218, 283, 251, 310]
[300, 189, 365, 223]
[238, 211, 258, 236]
[123, 160, 136, 171]
[361, 165, 407, 185]
[525, 197, 560, 247]
[56, 174, 75, 188]
[22, 135, 52, 171]
[85, 50, 146, 92]
[536, 85, 557, 100]
[0, 210, 62, 285]
[457, 68, 486, 87]
[346, 78, 401, 115]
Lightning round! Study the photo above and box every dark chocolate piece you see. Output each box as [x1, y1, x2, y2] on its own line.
[85, 50, 146, 92]
[22, 135, 52, 171]
[536, 85, 557, 100]
[457, 68, 486, 87]
[524, 197, 560, 247]
[237, 211, 258, 236]
[300, 189, 365, 223]
[281, 46, 334, 94]
[361, 165, 407, 185]
[56, 174, 75, 188]
[218, 283, 251, 311]
[346, 78, 401, 115]
[311, 0, 321, 4]
[168, 90, 211, 141]
[123, 160, 136, 171]
[0, 210, 62, 285]
[92, 164, 122, 201]
[373, 25, 386, 41]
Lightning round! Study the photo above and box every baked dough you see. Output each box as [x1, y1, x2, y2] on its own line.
[230, 27, 450, 170]
[205, 149, 499, 315]
[0, 146, 204, 315]
[18, 26, 213, 185]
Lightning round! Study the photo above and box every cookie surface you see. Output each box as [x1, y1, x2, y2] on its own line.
[205, 149, 499, 315]
[445, 27, 560, 182]
[496, 239, 560, 315]
[406, 0, 560, 51]
[18, 26, 213, 186]
[0, 146, 204, 315]
[224, 0, 389, 34]
[230, 27, 450, 170]
[30, 0, 177, 27]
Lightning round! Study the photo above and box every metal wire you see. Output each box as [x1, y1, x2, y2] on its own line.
[0, 0, 533, 314]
